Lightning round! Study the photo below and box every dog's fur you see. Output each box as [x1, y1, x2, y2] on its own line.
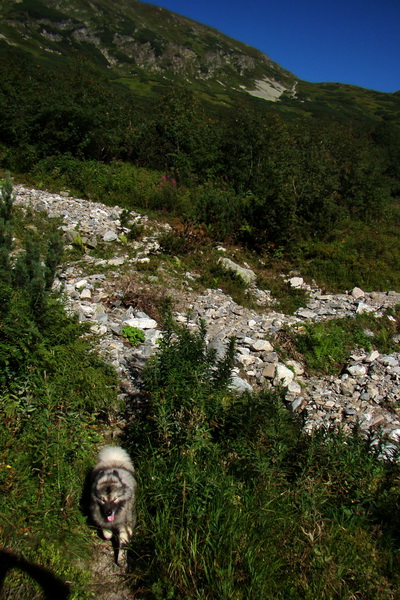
[90, 446, 137, 547]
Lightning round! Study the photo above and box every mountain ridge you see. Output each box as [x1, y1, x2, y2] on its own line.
[0, 0, 298, 103]
[2, 0, 400, 125]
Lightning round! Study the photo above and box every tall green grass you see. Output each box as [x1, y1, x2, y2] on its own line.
[293, 215, 400, 292]
[286, 305, 400, 375]
[0, 176, 119, 599]
[126, 318, 400, 599]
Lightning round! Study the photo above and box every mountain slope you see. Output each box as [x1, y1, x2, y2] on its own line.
[0, 0, 297, 103]
[1, 0, 400, 143]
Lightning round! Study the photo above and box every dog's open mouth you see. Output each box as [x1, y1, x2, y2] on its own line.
[107, 514, 115, 522]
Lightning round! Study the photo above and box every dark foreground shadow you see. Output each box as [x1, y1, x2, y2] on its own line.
[0, 548, 70, 600]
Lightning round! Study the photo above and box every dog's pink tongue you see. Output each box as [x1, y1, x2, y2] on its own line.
[107, 515, 115, 522]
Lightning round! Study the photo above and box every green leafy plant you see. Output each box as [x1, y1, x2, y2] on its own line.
[288, 317, 385, 375]
[121, 325, 146, 346]
[258, 274, 310, 314]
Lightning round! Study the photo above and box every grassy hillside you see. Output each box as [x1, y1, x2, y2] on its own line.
[0, 0, 295, 103]
[1, 0, 400, 119]
[1, 3, 400, 297]
[0, 176, 119, 598]
[283, 80, 400, 125]
[124, 319, 400, 599]
[2, 3, 400, 597]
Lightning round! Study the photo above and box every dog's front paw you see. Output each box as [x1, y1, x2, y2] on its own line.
[102, 528, 113, 540]
[119, 527, 130, 546]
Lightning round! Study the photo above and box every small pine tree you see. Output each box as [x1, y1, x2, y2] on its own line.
[0, 176, 64, 319]
[0, 172, 14, 284]
[0, 172, 14, 231]
[45, 230, 63, 289]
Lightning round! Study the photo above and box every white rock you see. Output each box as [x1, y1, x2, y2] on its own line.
[275, 364, 295, 386]
[350, 353, 366, 362]
[251, 339, 274, 352]
[229, 375, 253, 393]
[80, 305, 95, 316]
[91, 324, 108, 336]
[380, 356, 399, 367]
[296, 308, 317, 319]
[145, 330, 163, 344]
[237, 347, 251, 355]
[365, 350, 380, 363]
[289, 277, 304, 288]
[123, 317, 157, 330]
[347, 364, 367, 377]
[325, 400, 336, 409]
[103, 231, 118, 242]
[341, 379, 356, 395]
[219, 257, 256, 286]
[80, 288, 92, 300]
[237, 354, 257, 367]
[290, 397, 304, 412]
[288, 381, 301, 394]
[351, 287, 365, 299]
[75, 279, 88, 290]
[286, 360, 305, 376]
[356, 302, 375, 314]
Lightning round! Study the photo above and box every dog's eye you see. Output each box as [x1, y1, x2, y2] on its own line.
[98, 497, 106, 503]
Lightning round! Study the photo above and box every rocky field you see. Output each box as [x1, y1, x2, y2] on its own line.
[14, 184, 400, 456]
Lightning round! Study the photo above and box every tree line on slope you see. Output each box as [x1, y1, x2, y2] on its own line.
[1, 44, 400, 252]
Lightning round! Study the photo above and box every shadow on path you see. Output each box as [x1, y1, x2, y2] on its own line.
[0, 548, 70, 600]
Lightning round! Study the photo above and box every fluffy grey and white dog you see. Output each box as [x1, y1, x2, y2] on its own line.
[90, 446, 137, 547]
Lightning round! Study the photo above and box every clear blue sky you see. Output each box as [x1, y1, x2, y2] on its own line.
[155, 0, 400, 93]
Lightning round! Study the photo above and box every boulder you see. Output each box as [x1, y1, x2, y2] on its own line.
[289, 277, 304, 288]
[229, 375, 253, 394]
[274, 364, 295, 386]
[218, 257, 256, 286]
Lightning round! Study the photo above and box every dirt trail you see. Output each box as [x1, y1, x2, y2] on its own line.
[88, 537, 137, 599]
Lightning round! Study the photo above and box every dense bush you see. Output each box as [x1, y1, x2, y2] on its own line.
[1, 43, 398, 258]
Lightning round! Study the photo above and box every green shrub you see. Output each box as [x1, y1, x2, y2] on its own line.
[258, 274, 310, 315]
[121, 325, 146, 346]
[287, 308, 400, 375]
[291, 320, 372, 373]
